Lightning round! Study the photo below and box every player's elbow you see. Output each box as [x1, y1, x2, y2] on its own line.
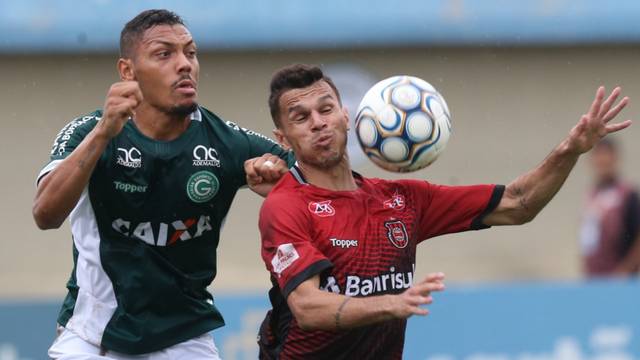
[288, 296, 325, 331]
[32, 202, 63, 230]
[506, 209, 537, 226]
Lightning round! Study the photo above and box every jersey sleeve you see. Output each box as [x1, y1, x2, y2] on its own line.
[226, 121, 296, 165]
[259, 194, 333, 298]
[36, 111, 101, 186]
[399, 180, 504, 242]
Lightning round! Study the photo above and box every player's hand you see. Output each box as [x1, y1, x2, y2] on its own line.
[98, 81, 143, 139]
[391, 272, 445, 319]
[566, 86, 631, 155]
[244, 153, 289, 197]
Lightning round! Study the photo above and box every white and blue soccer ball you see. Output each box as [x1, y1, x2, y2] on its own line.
[354, 75, 451, 172]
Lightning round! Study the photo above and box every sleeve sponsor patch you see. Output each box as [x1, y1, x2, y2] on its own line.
[271, 243, 300, 277]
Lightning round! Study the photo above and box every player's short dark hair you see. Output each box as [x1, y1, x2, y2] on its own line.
[268, 64, 341, 127]
[120, 9, 185, 58]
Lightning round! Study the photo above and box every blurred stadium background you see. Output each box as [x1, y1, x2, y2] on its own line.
[1, 0, 639, 359]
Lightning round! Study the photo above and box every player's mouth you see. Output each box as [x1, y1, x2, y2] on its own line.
[313, 133, 334, 148]
[174, 79, 197, 96]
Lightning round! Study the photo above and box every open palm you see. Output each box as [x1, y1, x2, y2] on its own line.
[567, 86, 631, 154]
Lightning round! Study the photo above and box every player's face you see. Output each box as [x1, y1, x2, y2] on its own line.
[590, 146, 619, 183]
[275, 81, 349, 169]
[130, 24, 199, 116]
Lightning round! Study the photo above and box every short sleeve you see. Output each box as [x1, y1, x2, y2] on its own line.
[259, 194, 332, 298]
[36, 112, 101, 186]
[398, 180, 504, 242]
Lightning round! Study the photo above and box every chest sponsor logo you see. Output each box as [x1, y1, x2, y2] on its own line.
[113, 181, 147, 193]
[330, 238, 359, 249]
[193, 145, 221, 167]
[308, 200, 335, 217]
[321, 264, 416, 296]
[271, 243, 299, 277]
[385, 220, 409, 249]
[187, 171, 219, 203]
[383, 193, 405, 210]
[112, 215, 213, 246]
[117, 146, 142, 168]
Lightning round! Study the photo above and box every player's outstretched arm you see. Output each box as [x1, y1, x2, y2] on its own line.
[287, 273, 445, 331]
[33, 81, 142, 229]
[483, 86, 632, 226]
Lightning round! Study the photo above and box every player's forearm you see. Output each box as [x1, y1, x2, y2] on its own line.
[486, 139, 579, 226]
[289, 290, 396, 331]
[33, 126, 111, 229]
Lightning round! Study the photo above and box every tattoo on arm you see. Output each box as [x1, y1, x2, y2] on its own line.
[334, 297, 351, 331]
[513, 186, 530, 211]
[78, 143, 96, 170]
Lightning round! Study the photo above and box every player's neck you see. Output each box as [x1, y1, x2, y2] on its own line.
[132, 103, 191, 141]
[298, 157, 357, 191]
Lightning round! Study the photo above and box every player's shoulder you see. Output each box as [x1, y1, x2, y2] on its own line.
[200, 106, 278, 144]
[58, 110, 103, 133]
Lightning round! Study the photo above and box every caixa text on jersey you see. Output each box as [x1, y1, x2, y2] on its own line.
[111, 215, 213, 246]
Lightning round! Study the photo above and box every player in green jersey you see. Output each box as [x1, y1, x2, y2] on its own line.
[33, 9, 293, 359]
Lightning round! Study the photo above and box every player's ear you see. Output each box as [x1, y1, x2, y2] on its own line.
[118, 58, 135, 81]
[273, 128, 291, 150]
[342, 106, 350, 131]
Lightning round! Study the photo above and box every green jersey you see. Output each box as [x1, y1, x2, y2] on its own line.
[37, 107, 294, 354]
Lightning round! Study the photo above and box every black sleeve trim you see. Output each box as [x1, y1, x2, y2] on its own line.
[470, 184, 506, 230]
[282, 259, 333, 299]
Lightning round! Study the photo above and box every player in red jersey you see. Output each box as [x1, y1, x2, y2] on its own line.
[251, 64, 631, 359]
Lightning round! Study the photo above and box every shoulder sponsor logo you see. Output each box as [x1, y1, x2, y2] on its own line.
[112, 215, 213, 246]
[308, 200, 335, 217]
[330, 238, 359, 249]
[225, 121, 277, 144]
[193, 145, 221, 167]
[385, 220, 409, 249]
[113, 181, 147, 193]
[117, 147, 142, 168]
[186, 171, 219, 203]
[51, 115, 100, 156]
[383, 193, 405, 210]
[271, 243, 299, 277]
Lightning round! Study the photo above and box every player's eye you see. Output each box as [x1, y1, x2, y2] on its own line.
[186, 49, 197, 58]
[292, 113, 308, 123]
[156, 50, 171, 58]
[320, 106, 333, 114]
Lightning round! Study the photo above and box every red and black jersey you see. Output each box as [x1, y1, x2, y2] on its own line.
[258, 166, 504, 359]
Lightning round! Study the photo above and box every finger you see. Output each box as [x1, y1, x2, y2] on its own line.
[603, 97, 629, 123]
[411, 307, 429, 317]
[588, 86, 605, 121]
[597, 87, 621, 119]
[423, 272, 446, 282]
[605, 120, 632, 134]
[244, 159, 260, 179]
[411, 282, 445, 296]
[258, 156, 288, 182]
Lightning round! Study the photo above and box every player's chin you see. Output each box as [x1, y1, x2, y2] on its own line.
[169, 100, 199, 117]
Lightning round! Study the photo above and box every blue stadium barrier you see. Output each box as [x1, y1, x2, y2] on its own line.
[1, 280, 638, 359]
[2, 0, 640, 53]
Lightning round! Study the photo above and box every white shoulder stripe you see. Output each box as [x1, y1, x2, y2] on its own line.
[36, 159, 63, 187]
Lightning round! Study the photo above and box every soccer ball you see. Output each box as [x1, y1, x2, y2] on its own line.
[354, 75, 451, 172]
